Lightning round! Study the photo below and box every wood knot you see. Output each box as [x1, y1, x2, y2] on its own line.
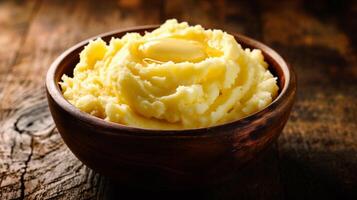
[13, 102, 54, 136]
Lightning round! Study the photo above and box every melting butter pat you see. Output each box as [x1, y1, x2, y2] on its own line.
[140, 38, 207, 63]
[60, 19, 279, 129]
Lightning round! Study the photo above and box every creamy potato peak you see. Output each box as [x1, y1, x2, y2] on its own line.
[60, 19, 279, 129]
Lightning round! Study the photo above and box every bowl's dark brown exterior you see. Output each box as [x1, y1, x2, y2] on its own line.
[46, 26, 296, 189]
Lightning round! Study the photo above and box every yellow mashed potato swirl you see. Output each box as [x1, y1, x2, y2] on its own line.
[60, 19, 279, 129]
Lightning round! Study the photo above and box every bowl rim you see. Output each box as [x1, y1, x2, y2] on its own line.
[46, 25, 296, 136]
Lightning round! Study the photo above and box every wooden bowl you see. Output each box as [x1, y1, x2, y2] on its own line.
[46, 26, 296, 189]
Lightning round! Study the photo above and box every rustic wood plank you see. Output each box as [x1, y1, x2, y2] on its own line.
[0, 0, 162, 109]
[0, 0, 40, 118]
[0, 0, 161, 199]
[0, 1, 41, 199]
[0, 87, 101, 199]
[259, 0, 357, 199]
[1, 0, 357, 199]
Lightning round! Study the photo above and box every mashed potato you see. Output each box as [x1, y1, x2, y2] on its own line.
[60, 19, 279, 129]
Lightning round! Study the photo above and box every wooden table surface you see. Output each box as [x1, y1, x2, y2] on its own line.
[0, 0, 356, 199]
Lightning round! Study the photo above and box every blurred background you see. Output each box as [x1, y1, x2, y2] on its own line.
[0, 0, 356, 199]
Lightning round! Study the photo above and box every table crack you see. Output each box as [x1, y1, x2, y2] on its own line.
[18, 137, 34, 200]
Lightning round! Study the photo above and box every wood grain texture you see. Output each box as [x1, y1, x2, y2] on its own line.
[0, 0, 161, 199]
[0, 87, 100, 199]
[259, 1, 357, 199]
[0, 0, 39, 106]
[1, 0, 356, 199]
